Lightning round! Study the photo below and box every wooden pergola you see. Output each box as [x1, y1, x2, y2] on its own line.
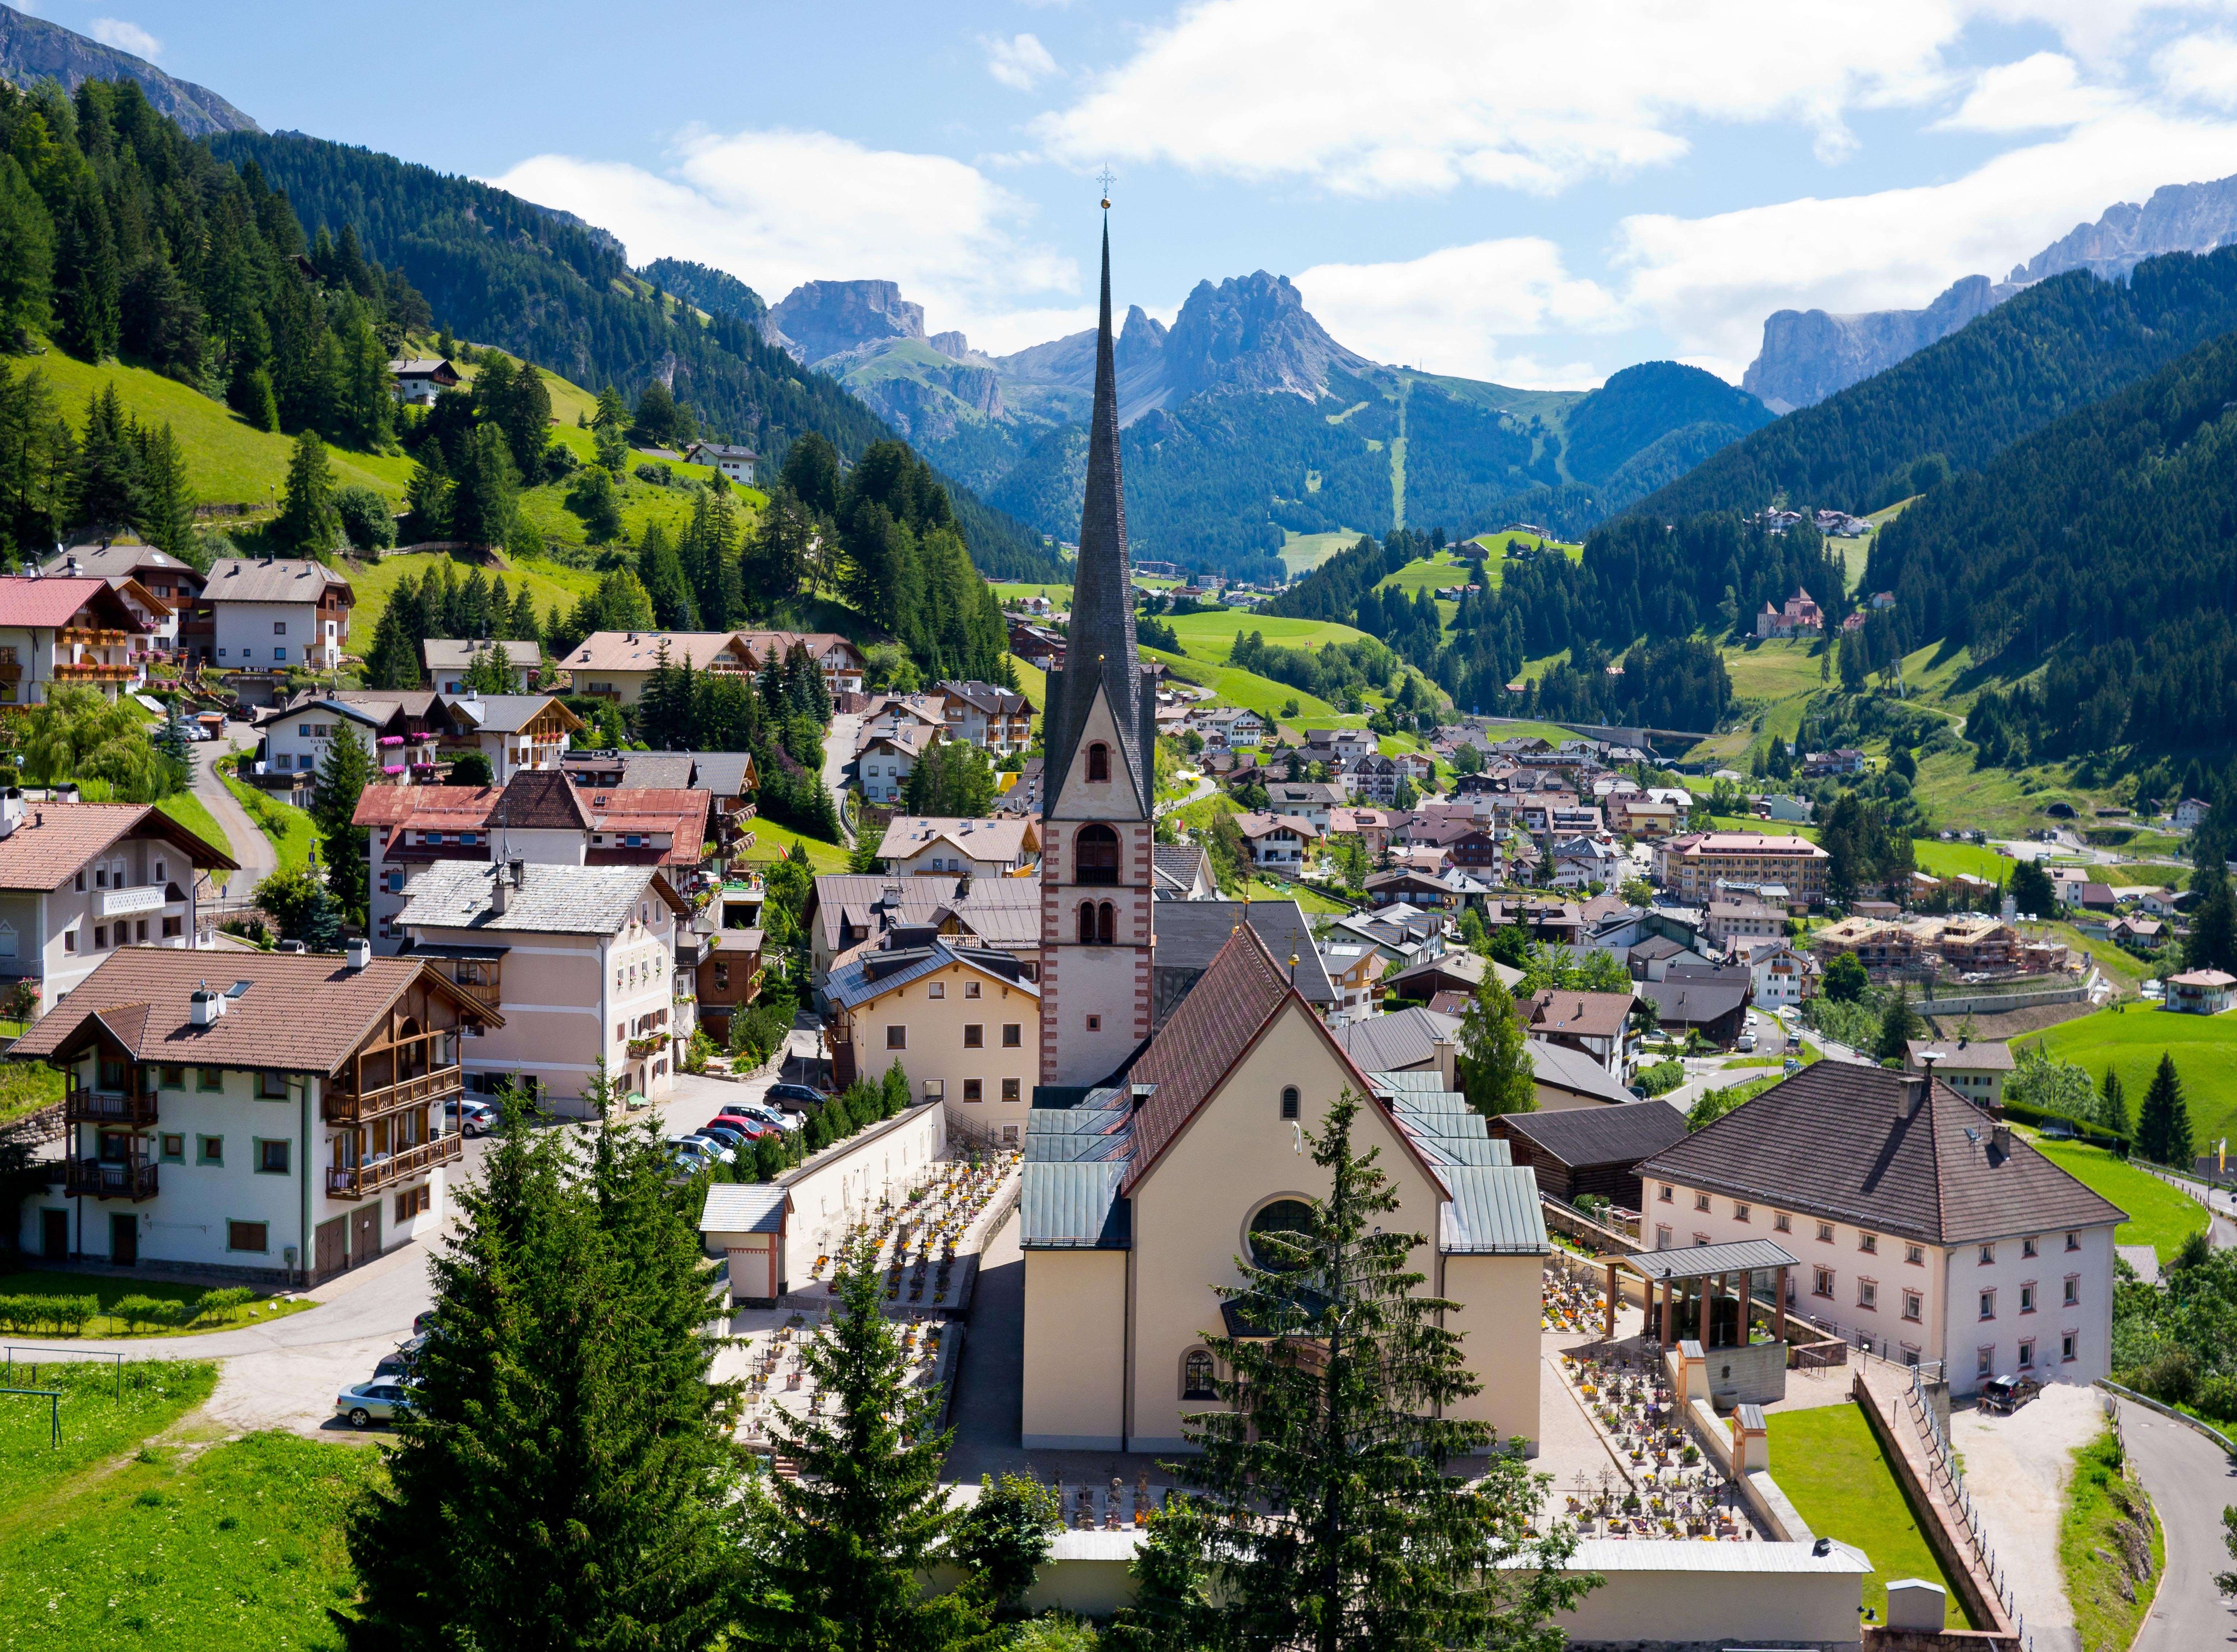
[1603, 1238, 1800, 1350]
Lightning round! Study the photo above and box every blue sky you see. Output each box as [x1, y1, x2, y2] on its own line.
[33, 0, 2237, 387]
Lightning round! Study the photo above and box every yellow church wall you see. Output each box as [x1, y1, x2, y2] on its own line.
[1441, 1252, 1544, 1453]
[1124, 998, 1451, 1454]
[1020, 1246, 1129, 1449]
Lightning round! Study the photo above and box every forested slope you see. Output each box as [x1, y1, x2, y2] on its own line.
[1630, 248, 2237, 522]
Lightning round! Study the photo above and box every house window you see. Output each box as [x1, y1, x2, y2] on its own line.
[1002, 1024, 1022, 1048]
[1075, 823, 1120, 885]
[1774, 1212, 1791, 1232]
[227, 1221, 268, 1253]
[2063, 1276, 2079, 1306]
[714, 963, 729, 992]
[395, 1185, 432, 1222]
[2018, 1339, 2035, 1370]
[1978, 1346, 1995, 1378]
[2065, 1231, 2080, 1252]
[1817, 1222, 1835, 1243]
[2022, 1236, 2039, 1258]
[274, 647, 287, 661]
[1978, 1289, 1996, 1321]
[259, 1071, 289, 1100]
[273, 621, 287, 635]
[1658, 1185, 1672, 1203]
[1181, 1348, 1217, 1400]
[1858, 1279, 1878, 1311]
[963, 1079, 983, 1102]
[886, 1026, 906, 1050]
[1979, 1243, 1995, 1265]
[1281, 1086, 1300, 1121]
[1733, 1203, 1751, 1224]
[1087, 742, 1110, 783]
[1078, 901, 1097, 944]
[2062, 1332, 2078, 1362]
[2019, 1283, 2036, 1314]
[964, 980, 982, 1000]
[198, 1068, 223, 1092]
[158, 1133, 185, 1164]
[1085, 1014, 1101, 1031]
[1694, 1192, 1710, 1212]
[62, 930, 74, 953]
[196, 1135, 223, 1166]
[1002, 1078, 1020, 1101]
[929, 981, 945, 1000]
[964, 1025, 983, 1049]
[1813, 1268, 1834, 1299]
[92, 925, 107, 949]
[1905, 1244, 1924, 1266]
[1097, 901, 1114, 944]
[1902, 1289, 1922, 1322]
[162, 917, 181, 938]
[255, 1138, 291, 1175]
[923, 1079, 944, 1100]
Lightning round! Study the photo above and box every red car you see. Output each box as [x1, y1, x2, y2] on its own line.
[701, 1117, 768, 1145]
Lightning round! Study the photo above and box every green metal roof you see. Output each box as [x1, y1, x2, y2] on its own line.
[1020, 1162, 1131, 1249]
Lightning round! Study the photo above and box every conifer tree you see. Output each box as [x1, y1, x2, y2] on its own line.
[135, 422, 197, 563]
[740, 1246, 985, 1648]
[507, 585, 541, 647]
[1158, 1092, 1588, 1651]
[274, 428, 340, 556]
[639, 521, 699, 630]
[2185, 864, 2237, 975]
[365, 604, 423, 690]
[313, 722, 373, 916]
[347, 1093, 746, 1646]
[405, 447, 451, 541]
[1875, 983, 1923, 1063]
[2138, 1053, 2195, 1168]
[2100, 1067, 2131, 1137]
[72, 382, 140, 531]
[298, 881, 346, 952]
[449, 423, 518, 548]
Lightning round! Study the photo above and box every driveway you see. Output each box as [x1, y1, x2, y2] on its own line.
[192, 725, 274, 903]
[821, 713, 861, 845]
[2118, 1396, 2237, 1652]
[1950, 1382, 2105, 1651]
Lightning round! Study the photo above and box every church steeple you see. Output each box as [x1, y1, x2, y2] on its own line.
[1043, 210, 1153, 818]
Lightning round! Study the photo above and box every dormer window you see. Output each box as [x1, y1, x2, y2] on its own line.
[1087, 742, 1110, 783]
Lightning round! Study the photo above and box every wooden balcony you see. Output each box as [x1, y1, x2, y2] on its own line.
[322, 1064, 463, 1125]
[450, 978, 500, 1012]
[65, 1156, 158, 1200]
[53, 660, 137, 682]
[64, 1087, 158, 1126]
[326, 1131, 462, 1200]
[0, 661, 20, 683]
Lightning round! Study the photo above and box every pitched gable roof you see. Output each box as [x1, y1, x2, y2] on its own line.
[0, 801, 236, 891]
[491, 769, 589, 831]
[202, 558, 353, 606]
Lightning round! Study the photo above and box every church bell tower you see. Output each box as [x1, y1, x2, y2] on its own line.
[1038, 203, 1159, 1086]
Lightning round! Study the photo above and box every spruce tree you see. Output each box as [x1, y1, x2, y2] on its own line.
[72, 383, 141, 532]
[2137, 1053, 2195, 1168]
[135, 422, 197, 562]
[365, 604, 423, 691]
[405, 448, 452, 541]
[639, 522, 699, 630]
[2185, 865, 2237, 975]
[2100, 1067, 2131, 1137]
[1164, 1092, 1588, 1651]
[313, 723, 374, 916]
[1875, 983, 1923, 1063]
[740, 1246, 985, 1649]
[274, 428, 340, 556]
[348, 1095, 746, 1646]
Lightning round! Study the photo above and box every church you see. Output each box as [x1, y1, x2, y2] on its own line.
[1016, 216, 1549, 1456]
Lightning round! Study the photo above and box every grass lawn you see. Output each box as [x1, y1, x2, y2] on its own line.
[1006, 655, 1046, 713]
[2058, 1424, 2165, 1652]
[2035, 1004, 2237, 1155]
[220, 769, 317, 875]
[28, 340, 412, 508]
[1461, 718, 1587, 748]
[1911, 839, 2014, 883]
[1764, 1402, 1980, 1628]
[0, 1062, 63, 1127]
[737, 817, 849, 875]
[0, 1272, 316, 1339]
[2044, 923, 2153, 997]
[1723, 639, 1831, 704]
[1467, 529, 1584, 576]
[1242, 876, 1352, 915]
[1161, 611, 1377, 660]
[0, 1429, 376, 1648]
[992, 582, 1076, 606]
[154, 791, 234, 876]
[1172, 791, 1242, 836]
[1279, 527, 1368, 576]
[515, 469, 761, 558]
[1140, 647, 1341, 724]
[1376, 551, 1473, 597]
[2102, 862, 2189, 891]
[341, 547, 605, 653]
[0, 1359, 214, 1503]
[2023, 1139, 2208, 1264]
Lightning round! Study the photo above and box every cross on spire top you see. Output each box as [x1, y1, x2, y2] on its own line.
[1097, 166, 1115, 208]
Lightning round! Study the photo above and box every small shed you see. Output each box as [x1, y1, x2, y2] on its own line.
[1492, 1101, 1688, 1205]
[700, 1183, 793, 1307]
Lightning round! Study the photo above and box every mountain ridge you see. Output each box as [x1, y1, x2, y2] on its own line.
[0, 2, 256, 135]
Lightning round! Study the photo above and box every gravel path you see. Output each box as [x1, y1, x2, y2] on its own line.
[1950, 1381, 2106, 1651]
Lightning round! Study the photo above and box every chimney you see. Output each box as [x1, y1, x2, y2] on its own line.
[491, 862, 512, 916]
[190, 983, 225, 1026]
[344, 936, 371, 971]
[1992, 1120, 2012, 1156]
[1432, 1034, 1457, 1092]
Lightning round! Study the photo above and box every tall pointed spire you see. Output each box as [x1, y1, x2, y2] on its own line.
[1044, 206, 1152, 817]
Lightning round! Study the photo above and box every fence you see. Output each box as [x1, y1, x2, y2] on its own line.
[1895, 1361, 2030, 1648]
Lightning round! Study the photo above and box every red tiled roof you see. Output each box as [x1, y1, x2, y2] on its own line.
[0, 802, 236, 892]
[0, 577, 122, 629]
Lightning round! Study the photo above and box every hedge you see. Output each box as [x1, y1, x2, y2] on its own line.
[1998, 1098, 2132, 1150]
[0, 1294, 99, 1334]
[0, 1286, 261, 1336]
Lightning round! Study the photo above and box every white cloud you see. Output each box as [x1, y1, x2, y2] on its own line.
[1296, 240, 1619, 384]
[1613, 108, 2237, 380]
[89, 17, 161, 60]
[2158, 32, 2237, 107]
[1934, 52, 2127, 131]
[486, 129, 1079, 356]
[983, 32, 1059, 91]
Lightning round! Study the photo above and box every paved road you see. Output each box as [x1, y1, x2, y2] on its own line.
[821, 713, 861, 845]
[2119, 1396, 2237, 1652]
[191, 725, 274, 902]
[1156, 771, 1214, 818]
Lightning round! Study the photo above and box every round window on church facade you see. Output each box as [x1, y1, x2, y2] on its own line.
[1247, 1199, 1315, 1272]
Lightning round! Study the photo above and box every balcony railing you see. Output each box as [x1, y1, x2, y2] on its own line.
[54, 660, 138, 681]
[64, 1087, 158, 1126]
[626, 1035, 665, 1059]
[323, 1064, 463, 1125]
[326, 1132, 463, 1199]
[450, 978, 501, 1011]
[65, 1156, 158, 1200]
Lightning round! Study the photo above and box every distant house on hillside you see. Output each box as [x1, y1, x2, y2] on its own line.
[682, 442, 758, 485]
[1755, 587, 1825, 639]
[388, 357, 461, 406]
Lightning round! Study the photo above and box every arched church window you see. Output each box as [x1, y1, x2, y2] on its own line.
[1280, 1086, 1299, 1121]
[1181, 1348, 1217, 1400]
[1074, 823, 1120, 885]
[1248, 1198, 1315, 1272]
[1087, 742, 1110, 783]
[1097, 901, 1115, 945]
[1078, 901, 1097, 944]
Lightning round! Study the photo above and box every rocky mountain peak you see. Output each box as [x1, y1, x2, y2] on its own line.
[1161, 270, 1371, 401]
[765, 279, 926, 367]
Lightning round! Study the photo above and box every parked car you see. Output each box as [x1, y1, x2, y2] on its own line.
[446, 1098, 499, 1137]
[336, 1380, 416, 1428]
[1978, 1374, 2040, 1415]
[765, 1082, 831, 1112]
[1735, 1032, 1756, 1053]
[697, 1122, 762, 1151]
[374, 1333, 428, 1380]
[708, 1111, 773, 1138]
[736, 1102, 804, 1133]
[676, 1133, 735, 1165]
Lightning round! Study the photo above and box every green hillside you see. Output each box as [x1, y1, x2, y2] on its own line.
[2036, 1007, 2237, 1163]
[342, 550, 604, 654]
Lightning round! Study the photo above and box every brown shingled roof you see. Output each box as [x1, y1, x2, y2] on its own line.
[1524, 988, 1634, 1041]
[1632, 1063, 2126, 1245]
[492, 770, 589, 831]
[10, 948, 496, 1074]
[0, 802, 237, 891]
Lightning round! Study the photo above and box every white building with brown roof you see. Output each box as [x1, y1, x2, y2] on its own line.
[1654, 831, 1829, 906]
[9, 945, 493, 1284]
[1521, 987, 1637, 1083]
[0, 796, 236, 1007]
[874, 815, 1039, 880]
[40, 546, 202, 652]
[1903, 1039, 2016, 1108]
[0, 575, 170, 702]
[201, 558, 352, 671]
[934, 679, 1033, 755]
[1231, 810, 1317, 870]
[1634, 1064, 2125, 1395]
[558, 631, 758, 704]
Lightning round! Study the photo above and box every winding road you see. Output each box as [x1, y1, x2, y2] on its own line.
[2120, 1396, 2237, 1652]
[192, 725, 275, 903]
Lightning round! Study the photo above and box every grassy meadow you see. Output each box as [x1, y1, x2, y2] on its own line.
[341, 546, 605, 649]
[2022, 1139, 2208, 1264]
[2034, 1004, 2237, 1154]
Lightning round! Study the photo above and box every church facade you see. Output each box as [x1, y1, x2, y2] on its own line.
[1018, 215, 1548, 1458]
